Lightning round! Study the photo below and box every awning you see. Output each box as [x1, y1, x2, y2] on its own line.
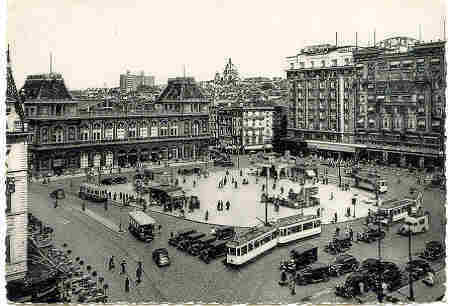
[377, 95, 385, 99]
[390, 61, 400, 65]
[402, 60, 413, 64]
[306, 170, 316, 177]
[417, 58, 425, 63]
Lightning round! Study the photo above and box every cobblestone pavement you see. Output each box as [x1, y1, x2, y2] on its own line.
[29, 155, 446, 303]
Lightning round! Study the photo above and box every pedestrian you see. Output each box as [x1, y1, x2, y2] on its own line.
[193, 180, 196, 187]
[158, 224, 162, 233]
[205, 210, 209, 221]
[125, 276, 130, 292]
[136, 265, 143, 284]
[235, 181, 238, 189]
[170, 231, 174, 238]
[108, 255, 115, 271]
[226, 201, 230, 210]
[280, 186, 284, 194]
[335, 227, 340, 236]
[120, 259, 127, 274]
[317, 207, 321, 218]
[349, 226, 354, 241]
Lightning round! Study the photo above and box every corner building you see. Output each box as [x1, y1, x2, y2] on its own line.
[353, 37, 446, 168]
[285, 44, 364, 160]
[24, 76, 211, 175]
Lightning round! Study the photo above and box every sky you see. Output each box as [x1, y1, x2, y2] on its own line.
[5, 0, 447, 89]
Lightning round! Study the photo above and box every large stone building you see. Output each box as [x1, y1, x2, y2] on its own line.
[353, 37, 445, 168]
[23, 76, 211, 176]
[213, 101, 275, 152]
[285, 37, 446, 168]
[6, 47, 29, 282]
[285, 44, 365, 160]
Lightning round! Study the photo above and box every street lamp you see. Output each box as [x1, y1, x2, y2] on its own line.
[408, 223, 415, 301]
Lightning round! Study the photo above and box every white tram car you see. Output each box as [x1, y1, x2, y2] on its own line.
[277, 214, 321, 245]
[226, 214, 321, 266]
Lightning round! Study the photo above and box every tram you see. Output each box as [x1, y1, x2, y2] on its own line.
[376, 198, 416, 225]
[277, 214, 321, 245]
[226, 214, 321, 266]
[225, 225, 279, 266]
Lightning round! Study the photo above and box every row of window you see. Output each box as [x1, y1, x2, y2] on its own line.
[228, 230, 279, 256]
[294, 58, 352, 69]
[279, 220, 321, 236]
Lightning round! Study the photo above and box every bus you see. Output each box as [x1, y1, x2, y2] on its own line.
[352, 171, 388, 193]
[128, 211, 156, 242]
[376, 198, 416, 225]
[225, 225, 279, 266]
[78, 183, 107, 202]
[277, 214, 321, 245]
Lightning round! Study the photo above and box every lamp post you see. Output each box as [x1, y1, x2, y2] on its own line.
[376, 210, 384, 303]
[408, 224, 415, 301]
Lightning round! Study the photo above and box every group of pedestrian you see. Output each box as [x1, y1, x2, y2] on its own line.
[108, 256, 144, 293]
[217, 200, 231, 211]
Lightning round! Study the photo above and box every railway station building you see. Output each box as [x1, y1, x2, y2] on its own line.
[22, 75, 211, 176]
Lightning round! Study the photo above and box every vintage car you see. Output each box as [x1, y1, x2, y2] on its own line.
[404, 259, 433, 281]
[280, 244, 318, 272]
[335, 272, 371, 298]
[420, 241, 445, 261]
[324, 234, 352, 255]
[295, 262, 330, 285]
[168, 228, 197, 246]
[101, 177, 114, 185]
[357, 225, 386, 243]
[152, 248, 171, 267]
[329, 254, 360, 276]
[177, 232, 206, 251]
[187, 235, 217, 256]
[200, 240, 228, 263]
[214, 226, 235, 240]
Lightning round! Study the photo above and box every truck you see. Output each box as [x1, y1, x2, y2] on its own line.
[398, 212, 430, 235]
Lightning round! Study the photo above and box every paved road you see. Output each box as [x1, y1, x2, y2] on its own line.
[29, 156, 446, 303]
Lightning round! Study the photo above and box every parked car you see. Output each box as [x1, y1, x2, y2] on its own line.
[420, 241, 445, 261]
[113, 176, 128, 184]
[324, 234, 352, 255]
[357, 225, 386, 243]
[214, 226, 235, 240]
[358, 260, 402, 291]
[152, 248, 170, 267]
[200, 240, 228, 263]
[188, 235, 217, 256]
[101, 178, 114, 185]
[168, 228, 196, 246]
[49, 188, 65, 200]
[280, 244, 318, 272]
[177, 232, 206, 251]
[329, 254, 359, 276]
[404, 259, 433, 281]
[335, 272, 371, 298]
[295, 262, 330, 285]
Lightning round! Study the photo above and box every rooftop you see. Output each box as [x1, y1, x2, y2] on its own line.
[227, 225, 276, 247]
[379, 198, 415, 209]
[157, 77, 207, 101]
[277, 214, 317, 228]
[21, 73, 72, 101]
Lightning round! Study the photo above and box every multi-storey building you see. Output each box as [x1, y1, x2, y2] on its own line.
[120, 70, 155, 93]
[353, 37, 446, 168]
[285, 44, 365, 160]
[23, 76, 211, 175]
[214, 102, 275, 152]
[5, 47, 29, 282]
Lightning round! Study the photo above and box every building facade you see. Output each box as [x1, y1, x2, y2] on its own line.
[120, 70, 155, 93]
[353, 37, 445, 168]
[285, 44, 363, 159]
[214, 102, 275, 152]
[285, 37, 446, 168]
[6, 47, 29, 282]
[23, 76, 211, 175]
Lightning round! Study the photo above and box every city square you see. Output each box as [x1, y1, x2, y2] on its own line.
[4, 0, 447, 304]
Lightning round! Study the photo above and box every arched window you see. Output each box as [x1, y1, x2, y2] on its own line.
[150, 121, 158, 137]
[140, 121, 148, 138]
[192, 121, 199, 136]
[184, 121, 190, 135]
[80, 125, 90, 141]
[52, 126, 64, 143]
[128, 122, 137, 138]
[93, 123, 102, 140]
[117, 122, 126, 139]
[68, 127, 76, 141]
[41, 127, 49, 142]
[159, 120, 168, 136]
[105, 123, 114, 140]
[170, 121, 178, 136]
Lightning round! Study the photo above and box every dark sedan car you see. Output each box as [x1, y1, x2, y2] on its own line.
[405, 259, 433, 280]
[153, 248, 170, 267]
[101, 177, 114, 185]
[359, 259, 402, 291]
[329, 254, 359, 276]
[113, 176, 128, 184]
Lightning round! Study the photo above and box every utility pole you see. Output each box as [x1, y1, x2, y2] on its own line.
[265, 165, 269, 225]
[408, 224, 415, 301]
